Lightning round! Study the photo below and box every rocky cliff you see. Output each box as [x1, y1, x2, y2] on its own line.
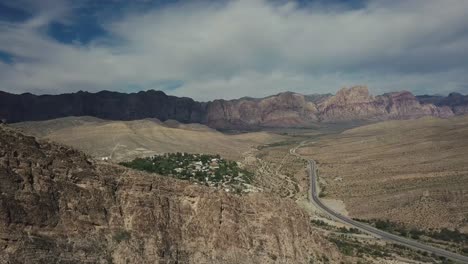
[205, 86, 455, 128]
[0, 90, 205, 124]
[0, 86, 465, 129]
[205, 92, 320, 129]
[417, 92, 468, 115]
[0, 125, 341, 263]
[316, 88, 453, 122]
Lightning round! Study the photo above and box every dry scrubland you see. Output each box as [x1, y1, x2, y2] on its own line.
[244, 141, 308, 200]
[6, 118, 462, 262]
[298, 116, 468, 231]
[13, 117, 283, 162]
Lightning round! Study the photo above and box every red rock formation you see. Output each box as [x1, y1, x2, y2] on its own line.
[0, 87, 463, 129]
[417, 92, 468, 115]
[205, 92, 319, 129]
[317, 86, 388, 122]
[382, 91, 453, 119]
[204, 86, 457, 128]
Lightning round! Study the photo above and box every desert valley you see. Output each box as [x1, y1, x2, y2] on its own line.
[1, 0, 468, 263]
[1, 86, 468, 263]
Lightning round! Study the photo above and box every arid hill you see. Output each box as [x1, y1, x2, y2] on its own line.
[298, 116, 468, 231]
[0, 125, 347, 263]
[12, 117, 283, 162]
[1, 86, 465, 130]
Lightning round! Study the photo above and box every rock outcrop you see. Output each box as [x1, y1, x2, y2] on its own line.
[315, 87, 454, 122]
[0, 126, 340, 263]
[205, 92, 320, 129]
[317, 86, 388, 122]
[0, 90, 205, 124]
[417, 92, 468, 115]
[203, 86, 455, 128]
[0, 86, 465, 130]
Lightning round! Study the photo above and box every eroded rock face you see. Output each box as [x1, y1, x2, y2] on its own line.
[417, 92, 468, 115]
[316, 86, 388, 122]
[204, 86, 459, 128]
[0, 126, 340, 263]
[0, 87, 464, 130]
[205, 92, 320, 129]
[0, 90, 206, 124]
[381, 91, 453, 119]
[314, 87, 453, 122]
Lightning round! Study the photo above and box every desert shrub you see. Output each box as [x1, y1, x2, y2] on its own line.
[113, 229, 131, 243]
[462, 247, 468, 254]
[431, 228, 467, 243]
[355, 218, 468, 245]
[311, 219, 329, 227]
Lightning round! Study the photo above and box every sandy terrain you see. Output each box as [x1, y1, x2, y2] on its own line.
[298, 116, 468, 231]
[322, 198, 349, 217]
[12, 117, 284, 162]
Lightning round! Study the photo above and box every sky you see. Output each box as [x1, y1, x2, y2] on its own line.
[0, 0, 467, 101]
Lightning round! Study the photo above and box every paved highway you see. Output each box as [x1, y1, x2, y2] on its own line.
[291, 144, 468, 263]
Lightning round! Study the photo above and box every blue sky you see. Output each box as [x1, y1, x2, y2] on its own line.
[0, 0, 467, 100]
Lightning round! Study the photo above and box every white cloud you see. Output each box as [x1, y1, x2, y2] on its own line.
[0, 0, 468, 100]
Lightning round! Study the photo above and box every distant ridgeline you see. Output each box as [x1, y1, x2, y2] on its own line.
[0, 90, 206, 124]
[120, 153, 256, 193]
[1, 87, 467, 130]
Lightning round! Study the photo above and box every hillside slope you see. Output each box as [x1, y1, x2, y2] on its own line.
[12, 117, 283, 161]
[0, 125, 344, 263]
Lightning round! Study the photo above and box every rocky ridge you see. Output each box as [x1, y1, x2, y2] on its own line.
[0, 86, 465, 129]
[206, 86, 455, 128]
[417, 92, 468, 115]
[0, 125, 341, 263]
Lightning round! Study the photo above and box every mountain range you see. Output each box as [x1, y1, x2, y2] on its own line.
[1, 86, 466, 129]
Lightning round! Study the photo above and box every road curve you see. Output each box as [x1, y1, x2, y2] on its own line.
[291, 144, 468, 263]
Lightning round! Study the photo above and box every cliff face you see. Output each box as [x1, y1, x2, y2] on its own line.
[417, 92, 468, 115]
[382, 91, 454, 119]
[205, 86, 456, 128]
[205, 92, 319, 129]
[315, 88, 454, 122]
[0, 90, 205, 124]
[0, 87, 465, 129]
[317, 86, 388, 122]
[0, 126, 340, 263]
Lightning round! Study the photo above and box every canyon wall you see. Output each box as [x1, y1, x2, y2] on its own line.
[1, 86, 464, 129]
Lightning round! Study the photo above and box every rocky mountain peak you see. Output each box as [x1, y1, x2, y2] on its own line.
[448, 92, 463, 98]
[385, 91, 417, 100]
[329, 86, 372, 105]
[1, 87, 466, 129]
[265, 91, 305, 104]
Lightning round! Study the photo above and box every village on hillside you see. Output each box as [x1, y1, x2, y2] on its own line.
[120, 152, 259, 193]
